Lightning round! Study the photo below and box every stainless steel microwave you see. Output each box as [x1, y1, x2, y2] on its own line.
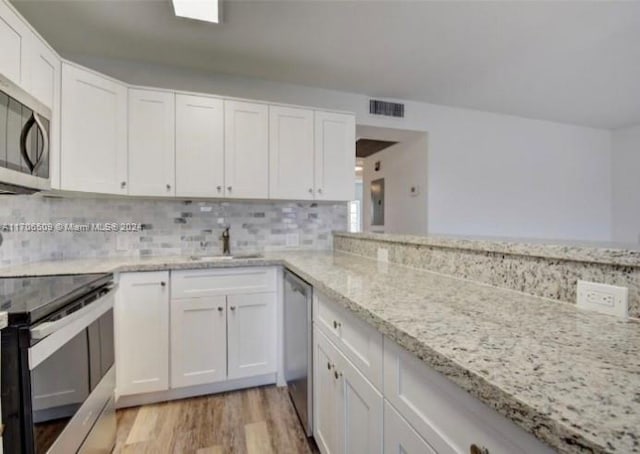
[0, 73, 51, 194]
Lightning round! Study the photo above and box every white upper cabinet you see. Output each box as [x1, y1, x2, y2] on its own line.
[224, 100, 269, 199]
[175, 94, 224, 198]
[314, 111, 355, 201]
[60, 63, 128, 194]
[25, 37, 59, 110]
[0, 0, 28, 86]
[27, 39, 61, 188]
[269, 106, 315, 200]
[128, 88, 176, 197]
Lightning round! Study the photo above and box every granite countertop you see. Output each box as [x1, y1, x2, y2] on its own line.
[334, 231, 640, 267]
[1, 252, 639, 453]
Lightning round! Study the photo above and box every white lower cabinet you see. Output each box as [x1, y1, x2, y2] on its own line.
[227, 292, 277, 379]
[116, 272, 170, 396]
[116, 268, 278, 403]
[383, 339, 554, 454]
[170, 295, 227, 388]
[384, 401, 436, 454]
[313, 293, 553, 454]
[313, 327, 383, 454]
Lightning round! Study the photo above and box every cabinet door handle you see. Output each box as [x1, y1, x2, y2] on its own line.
[160, 281, 166, 287]
[317, 188, 323, 194]
[327, 362, 332, 370]
[334, 370, 342, 380]
[217, 306, 224, 312]
[470, 445, 490, 454]
[121, 181, 127, 189]
[217, 185, 222, 192]
[166, 184, 171, 190]
[333, 320, 341, 329]
[230, 306, 236, 311]
[309, 188, 313, 194]
[227, 186, 232, 192]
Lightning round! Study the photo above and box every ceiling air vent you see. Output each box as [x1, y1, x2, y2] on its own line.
[369, 99, 404, 118]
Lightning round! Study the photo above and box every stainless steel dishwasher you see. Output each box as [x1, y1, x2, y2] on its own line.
[284, 270, 313, 436]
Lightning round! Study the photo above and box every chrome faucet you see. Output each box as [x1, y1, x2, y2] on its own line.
[221, 226, 231, 256]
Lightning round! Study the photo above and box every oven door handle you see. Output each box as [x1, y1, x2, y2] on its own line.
[29, 286, 116, 370]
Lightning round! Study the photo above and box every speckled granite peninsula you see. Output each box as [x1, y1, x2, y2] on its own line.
[334, 232, 640, 319]
[1, 251, 639, 453]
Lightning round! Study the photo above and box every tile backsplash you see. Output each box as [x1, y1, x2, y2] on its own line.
[0, 195, 347, 267]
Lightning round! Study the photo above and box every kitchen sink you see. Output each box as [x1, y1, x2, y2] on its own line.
[188, 254, 263, 261]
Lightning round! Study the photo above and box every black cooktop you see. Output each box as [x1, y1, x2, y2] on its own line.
[0, 273, 112, 325]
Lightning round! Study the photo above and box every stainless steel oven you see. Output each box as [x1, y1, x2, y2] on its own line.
[0, 73, 51, 194]
[1, 274, 116, 454]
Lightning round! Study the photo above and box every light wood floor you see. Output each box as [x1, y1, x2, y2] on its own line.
[113, 385, 319, 454]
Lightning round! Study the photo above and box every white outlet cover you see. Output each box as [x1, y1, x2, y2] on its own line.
[577, 280, 628, 318]
[286, 233, 300, 248]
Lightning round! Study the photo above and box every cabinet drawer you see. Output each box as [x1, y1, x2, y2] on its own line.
[313, 292, 383, 390]
[384, 400, 436, 454]
[171, 267, 277, 299]
[383, 339, 554, 454]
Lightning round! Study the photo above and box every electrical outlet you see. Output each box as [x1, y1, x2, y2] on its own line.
[377, 247, 389, 263]
[577, 281, 628, 318]
[286, 233, 299, 248]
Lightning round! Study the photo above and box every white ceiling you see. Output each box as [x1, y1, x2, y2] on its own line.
[12, 0, 640, 129]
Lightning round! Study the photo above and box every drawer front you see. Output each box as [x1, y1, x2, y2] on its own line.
[314, 292, 383, 390]
[384, 401, 436, 454]
[171, 267, 277, 299]
[383, 339, 554, 454]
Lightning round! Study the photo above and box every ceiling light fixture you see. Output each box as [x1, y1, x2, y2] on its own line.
[172, 0, 221, 24]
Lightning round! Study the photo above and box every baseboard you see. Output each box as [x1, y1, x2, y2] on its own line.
[115, 373, 277, 409]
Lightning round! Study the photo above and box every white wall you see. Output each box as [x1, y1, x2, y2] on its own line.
[612, 124, 640, 243]
[362, 135, 429, 235]
[72, 56, 613, 241]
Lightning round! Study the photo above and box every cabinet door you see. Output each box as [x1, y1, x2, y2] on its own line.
[0, 0, 28, 86]
[171, 296, 227, 388]
[269, 106, 314, 200]
[314, 111, 355, 201]
[314, 327, 383, 454]
[60, 63, 127, 194]
[384, 401, 436, 454]
[27, 38, 61, 188]
[175, 94, 224, 198]
[313, 328, 341, 454]
[224, 100, 269, 199]
[128, 89, 175, 196]
[227, 292, 276, 379]
[116, 272, 169, 396]
[26, 38, 59, 110]
[338, 341, 383, 454]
